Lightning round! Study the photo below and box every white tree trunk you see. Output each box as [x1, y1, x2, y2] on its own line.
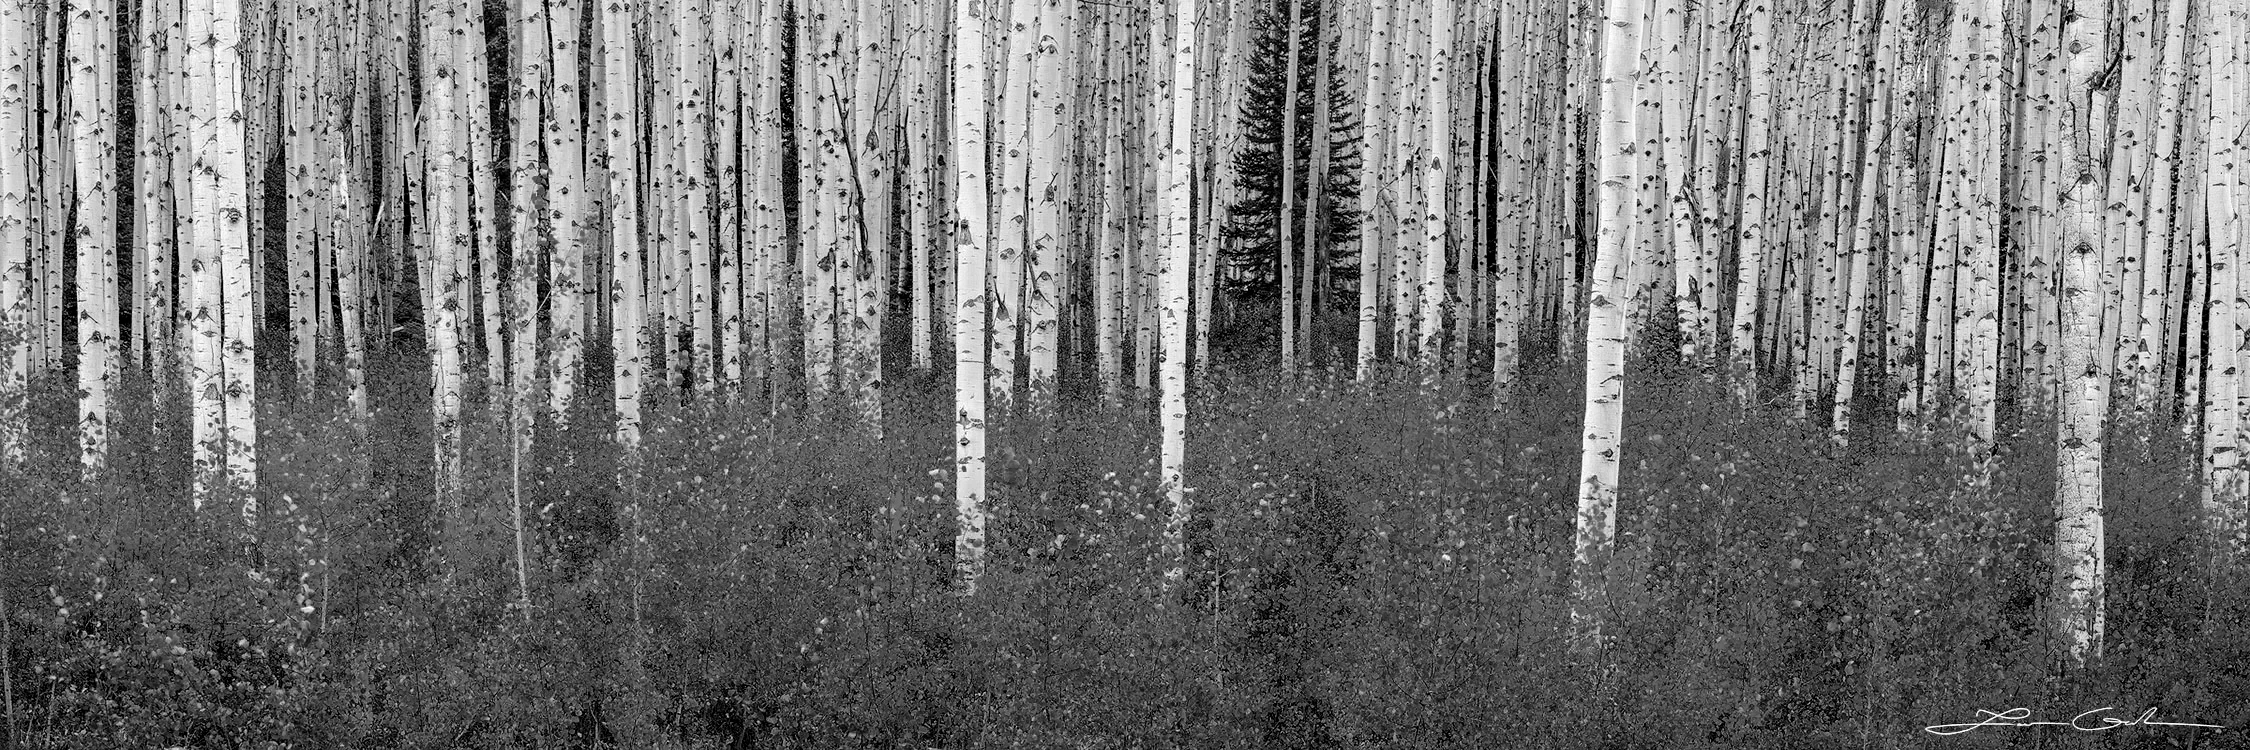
[1158, 0, 1196, 595]
[0, 0, 31, 466]
[69, 0, 116, 476]
[952, 0, 992, 594]
[1354, 0, 1390, 381]
[1570, 0, 1638, 654]
[606, 0, 642, 452]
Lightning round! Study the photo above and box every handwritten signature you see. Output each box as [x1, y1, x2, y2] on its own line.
[1925, 707, 2224, 735]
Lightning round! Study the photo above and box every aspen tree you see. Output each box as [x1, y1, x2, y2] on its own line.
[1727, 0, 1773, 406]
[69, 0, 116, 475]
[1300, 0, 1334, 369]
[1390, 1, 1422, 363]
[1572, 0, 1636, 655]
[2134, 0, 2193, 414]
[991, 0, 1034, 410]
[2054, 0, 2108, 665]
[1095, 11, 1125, 402]
[466, 12, 503, 395]
[429, 0, 466, 512]
[1277, 0, 1303, 374]
[846, 0, 884, 435]
[1832, 0, 1899, 444]
[1158, 0, 1194, 596]
[134, 0, 171, 378]
[0, 0, 29, 467]
[1354, 0, 1390, 381]
[750, 0, 782, 399]
[605, 0, 641, 450]
[215, 0, 257, 501]
[953, 0, 992, 594]
[1656, 0, 1700, 366]
[508, 0, 547, 619]
[549, 0, 586, 426]
[185, 0, 225, 504]
[2208, 0, 2248, 550]
[908, 0, 937, 372]
[1024, 0, 1062, 404]
[1959, 0, 2000, 447]
[1418, 0, 1450, 380]
[679, 0, 713, 394]
[715, 0, 741, 396]
[287, 0, 315, 395]
[330, 90, 367, 422]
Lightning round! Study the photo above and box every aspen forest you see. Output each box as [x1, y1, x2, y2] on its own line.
[2, 0, 2250, 745]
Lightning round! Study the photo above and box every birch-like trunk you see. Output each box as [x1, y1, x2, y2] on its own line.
[1570, 0, 1637, 655]
[1354, 0, 1391, 381]
[1418, 0, 1449, 381]
[69, 0, 116, 476]
[2053, 0, 2110, 666]
[0, 0, 31, 466]
[952, 0, 992, 595]
[1158, 0, 1195, 596]
[1727, 0, 1773, 406]
[2206, 0, 2248, 551]
[548, 0, 586, 427]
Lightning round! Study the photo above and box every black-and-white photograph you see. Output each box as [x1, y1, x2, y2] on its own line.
[0, 0, 2245, 746]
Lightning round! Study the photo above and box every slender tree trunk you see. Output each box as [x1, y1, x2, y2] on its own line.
[1570, 0, 1637, 656]
[0, 0, 32, 466]
[1158, 0, 1195, 596]
[1727, 0, 1773, 406]
[548, 0, 586, 427]
[952, 0, 991, 594]
[69, 0, 116, 476]
[1354, 0, 1390, 381]
[2054, 0, 2110, 665]
[2207, 0, 2248, 553]
[1418, 0, 1449, 382]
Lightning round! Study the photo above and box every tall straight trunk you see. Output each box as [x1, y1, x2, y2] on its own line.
[1833, 0, 1899, 444]
[1300, 0, 1331, 371]
[331, 90, 367, 422]
[749, 0, 781, 399]
[0, 0, 32, 466]
[990, 0, 1034, 410]
[952, 0, 992, 594]
[465, 11, 503, 396]
[1158, 0, 1195, 596]
[548, 0, 586, 427]
[69, 0, 116, 475]
[1354, 0, 1390, 381]
[2207, 0, 2248, 551]
[1277, 0, 1303, 374]
[429, 0, 466, 517]
[684, 0, 715, 394]
[287, 0, 315, 396]
[1572, 0, 1637, 656]
[1095, 12, 1124, 402]
[1727, 0, 1773, 406]
[2053, 0, 2109, 666]
[907, 0, 937, 372]
[1418, 0, 1449, 380]
[604, 0, 641, 449]
[185, 0, 227, 504]
[508, 0, 548, 619]
[2134, 0, 2192, 414]
[714, 0, 741, 396]
[1023, 0, 1062, 404]
[214, 0, 257, 502]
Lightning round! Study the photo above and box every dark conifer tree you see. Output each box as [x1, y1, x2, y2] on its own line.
[1220, 0, 1361, 302]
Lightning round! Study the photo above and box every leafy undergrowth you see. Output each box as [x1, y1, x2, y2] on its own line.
[2, 334, 2246, 750]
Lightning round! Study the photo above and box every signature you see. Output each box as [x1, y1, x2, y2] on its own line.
[1925, 707, 2225, 735]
